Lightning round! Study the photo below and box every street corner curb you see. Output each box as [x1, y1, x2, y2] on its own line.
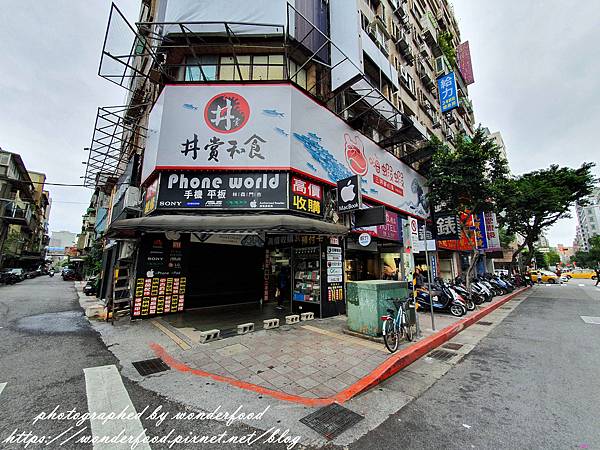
[331, 286, 531, 403]
[149, 342, 334, 408]
[146, 287, 530, 408]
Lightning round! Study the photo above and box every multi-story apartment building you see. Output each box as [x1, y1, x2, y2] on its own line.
[0, 149, 50, 269]
[83, 0, 480, 319]
[575, 187, 600, 251]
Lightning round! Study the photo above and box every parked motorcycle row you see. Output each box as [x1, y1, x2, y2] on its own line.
[415, 273, 522, 317]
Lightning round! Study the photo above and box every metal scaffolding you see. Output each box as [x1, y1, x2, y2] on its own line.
[85, 2, 429, 188]
[83, 105, 148, 188]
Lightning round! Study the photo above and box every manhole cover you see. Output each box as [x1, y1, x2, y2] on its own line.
[427, 349, 456, 362]
[580, 316, 600, 325]
[300, 403, 363, 440]
[443, 342, 464, 351]
[132, 358, 170, 376]
[477, 321, 493, 326]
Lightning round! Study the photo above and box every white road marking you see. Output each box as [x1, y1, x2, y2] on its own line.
[84, 365, 151, 449]
[0, 382, 6, 397]
[580, 316, 600, 325]
[578, 284, 585, 287]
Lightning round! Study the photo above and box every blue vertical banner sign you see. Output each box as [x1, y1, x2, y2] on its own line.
[472, 212, 488, 250]
[437, 72, 459, 113]
[430, 254, 438, 279]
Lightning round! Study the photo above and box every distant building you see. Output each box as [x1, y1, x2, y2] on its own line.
[575, 187, 600, 252]
[556, 244, 574, 265]
[0, 148, 51, 269]
[49, 230, 77, 249]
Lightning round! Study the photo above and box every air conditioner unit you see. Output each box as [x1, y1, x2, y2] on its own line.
[123, 186, 141, 209]
[118, 241, 136, 260]
[399, 65, 409, 82]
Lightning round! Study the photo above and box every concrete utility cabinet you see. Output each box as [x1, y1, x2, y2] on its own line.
[346, 280, 410, 337]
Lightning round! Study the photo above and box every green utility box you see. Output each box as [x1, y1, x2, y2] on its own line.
[346, 280, 410, 337]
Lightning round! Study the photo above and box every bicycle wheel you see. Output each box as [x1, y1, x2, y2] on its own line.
[403, 316, 414, 342]
[383, 319, 399, 353]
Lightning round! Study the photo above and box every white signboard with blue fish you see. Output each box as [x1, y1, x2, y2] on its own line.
[142, 84, 429, 219]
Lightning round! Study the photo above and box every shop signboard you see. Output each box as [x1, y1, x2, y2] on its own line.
[143, 178, 159, 215]
[289, 175, 323, 217]
[324, 245, 344, 310]
[472, 212, 488, 250]
[353, 204, 401, 242]
[430, 254, 438, 279]
[358, 233, 372, 247]
[142, 84, 429, 220]
[336, 175, 361, 213]
[437, 72, 459, 113]
[457, 41, 475, 85]
[133, 236, 186, 318]
[484, 211, 502, 251]
[433, 208, 460, 241]
[156, 171, 288, 210]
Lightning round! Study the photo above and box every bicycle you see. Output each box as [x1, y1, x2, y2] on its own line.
[381, 297, 414, 353]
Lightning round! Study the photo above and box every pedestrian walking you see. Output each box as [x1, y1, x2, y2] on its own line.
[537, 271, 543, 284]
[595, 266, 600, 286]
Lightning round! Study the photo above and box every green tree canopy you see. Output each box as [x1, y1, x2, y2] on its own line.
[544, 250, 561, 268]
[497, 163, 596, 268]
[425, 128, 510, 284]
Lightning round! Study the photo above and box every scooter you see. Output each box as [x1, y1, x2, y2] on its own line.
[452, 277, 484, 307]
[416, 280, 467, 317]
[48, 270, 55, 278]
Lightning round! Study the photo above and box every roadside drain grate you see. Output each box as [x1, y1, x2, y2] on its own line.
[427, 349, 456, 362]
[499, 306, 512, 310]
[132, 358, 170, 376]
[300, 403, 364, 440]
[477, 321, 493, 326]
[442, 342, 464, 351]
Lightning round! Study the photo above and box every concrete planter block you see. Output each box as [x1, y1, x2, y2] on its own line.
[285, 314, 300, 325]
[263, 318, 280, 329]
[237, 322, 255, 334]
[300, 312, 315, 321]
[199, 329, 220, 343]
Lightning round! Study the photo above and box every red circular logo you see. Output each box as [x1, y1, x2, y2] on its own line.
[204, 92, 250, 134]
[344, 134, 368, 176]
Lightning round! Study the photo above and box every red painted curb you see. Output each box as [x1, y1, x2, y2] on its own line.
[150, 287, 529, 407]
[332, 286, 531, 402]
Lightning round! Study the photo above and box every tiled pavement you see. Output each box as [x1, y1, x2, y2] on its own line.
[176, 324, 390, 398]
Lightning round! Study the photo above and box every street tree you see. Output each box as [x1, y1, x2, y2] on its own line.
[497, 163, 596, 270]
[571, 236, 600, 268]
[544, 250, 561, 268]
[426, 128, 510, 287]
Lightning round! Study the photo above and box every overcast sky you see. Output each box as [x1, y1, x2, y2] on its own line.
[0, 1, 598, 246]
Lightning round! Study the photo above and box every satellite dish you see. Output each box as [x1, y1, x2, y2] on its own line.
[165, 231, 181, 241]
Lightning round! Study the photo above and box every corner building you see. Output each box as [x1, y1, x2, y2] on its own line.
[86, 0, 476, 321]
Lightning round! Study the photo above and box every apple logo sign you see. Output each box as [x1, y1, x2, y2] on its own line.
[146, 269, 154, 278]
[337, 175, 361, 212]
[250, 199, 257, 208]
[340, 179, 356, 202]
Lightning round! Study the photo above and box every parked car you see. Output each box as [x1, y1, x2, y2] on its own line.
[5, 268, 26, 282]
[61, 268, 82, 281]
[0, 270, 20, 284]
[83, 276, 99, 296]
[531, 270, 559, 283]
[565, 268, 597, 280]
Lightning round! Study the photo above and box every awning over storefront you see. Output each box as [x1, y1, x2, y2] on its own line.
[106, 214, 348, 237]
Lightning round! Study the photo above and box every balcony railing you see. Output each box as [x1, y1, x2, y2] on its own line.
[0, 199, 33, 227]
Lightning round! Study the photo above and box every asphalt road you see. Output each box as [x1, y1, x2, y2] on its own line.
[0, 276, 292, 450]
[351, 280, 600, 450]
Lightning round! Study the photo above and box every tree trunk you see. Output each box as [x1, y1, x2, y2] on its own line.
[510, 241, 528, 274]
